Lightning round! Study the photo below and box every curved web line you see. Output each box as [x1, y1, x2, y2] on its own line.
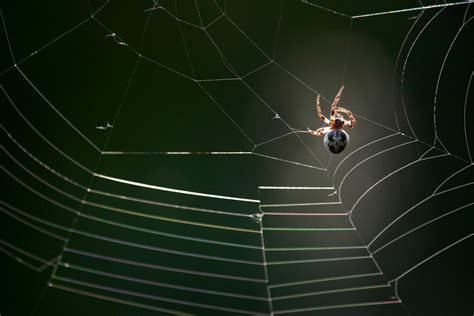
[433, 16, 473, 149]
[464, 72, 473, 162]
[391, 1, 426, 134]
[399, 5, 447, 140]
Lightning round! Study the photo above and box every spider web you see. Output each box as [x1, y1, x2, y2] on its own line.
[1, 0, 473, 315]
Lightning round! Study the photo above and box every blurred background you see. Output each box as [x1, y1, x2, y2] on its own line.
[2, 0, 473, 315]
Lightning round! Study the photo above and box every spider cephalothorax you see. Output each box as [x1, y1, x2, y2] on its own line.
[308, 85, 356, 154]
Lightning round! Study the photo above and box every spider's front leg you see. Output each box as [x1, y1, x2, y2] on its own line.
[316, 94, 330, 124]
[307, 126, 331, 136]
[331, 85, 344, 117]
[336, 106, 356, 128]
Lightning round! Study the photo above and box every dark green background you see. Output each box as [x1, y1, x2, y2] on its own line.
[1, 0, 473, 315]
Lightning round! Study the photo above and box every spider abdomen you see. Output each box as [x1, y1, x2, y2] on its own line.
[324, 129, 349, 154]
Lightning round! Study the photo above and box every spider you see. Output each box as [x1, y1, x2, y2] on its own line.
[307, 85, 356, 154]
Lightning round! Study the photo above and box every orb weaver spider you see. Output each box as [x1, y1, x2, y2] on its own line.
[307, 85, 356, 154]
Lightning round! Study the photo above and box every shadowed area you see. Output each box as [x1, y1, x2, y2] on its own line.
[2, 1, 473, 315]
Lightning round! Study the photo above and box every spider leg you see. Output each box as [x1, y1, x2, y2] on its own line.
[316, 126, 331, 136]
[316, 94, 330, 124]
[336, 106, 356, 128]
[331, 85, 344, 117]
[308, 126, 331, 136]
